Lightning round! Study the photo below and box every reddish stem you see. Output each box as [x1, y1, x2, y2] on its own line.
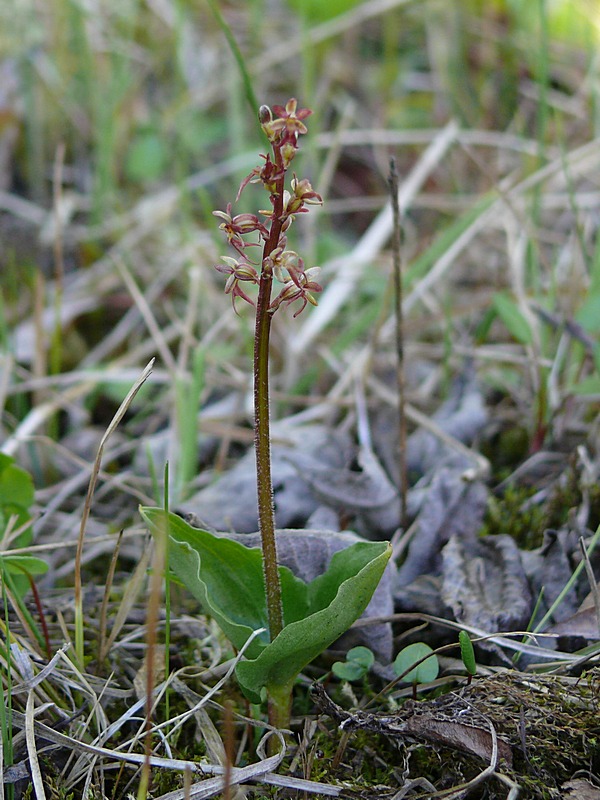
[254, 146, 286, 642]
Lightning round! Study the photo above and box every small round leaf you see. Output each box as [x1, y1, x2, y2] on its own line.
[332, 646, 374, 681]
[393, 642, 439, 685]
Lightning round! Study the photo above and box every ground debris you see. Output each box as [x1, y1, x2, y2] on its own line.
[312, 668, 600, 797]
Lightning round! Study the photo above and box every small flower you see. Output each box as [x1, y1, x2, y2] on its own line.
[213, 204, 268, 253]
[280, 141, 298, 168]
[286, 175, 323, 215]
[261, 98, 312, 144]
[237, 153, 284, 200]
[270, 265, 322, 317]
[262, 246, 297, 282]
[215, 256, 259, 313]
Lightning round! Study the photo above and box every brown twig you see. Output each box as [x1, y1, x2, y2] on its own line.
[388, 157, 408, 530]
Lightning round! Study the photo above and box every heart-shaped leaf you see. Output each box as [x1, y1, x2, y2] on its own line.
[332, 646, 374, 681]
[0, 555, 48, 576]
[142, 509, 307, 659]
[140, 508, 391, 702]
[393, 642, 439, 685]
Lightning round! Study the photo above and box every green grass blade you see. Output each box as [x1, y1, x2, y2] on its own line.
[205, 0, 260, 116]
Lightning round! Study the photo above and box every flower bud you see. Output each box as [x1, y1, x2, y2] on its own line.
[258, 105, 272, 124]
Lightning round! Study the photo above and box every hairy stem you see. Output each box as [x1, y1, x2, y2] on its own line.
[267, 680, 294, 734]
[254, 153, 286, 642]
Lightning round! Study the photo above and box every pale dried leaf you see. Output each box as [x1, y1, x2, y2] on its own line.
[547, 582, 600, 639]
[441, 533, 533, 633]
[396, 468, 489, 586]
[561, 778, 600, 799]
[183, 425, 353, 532]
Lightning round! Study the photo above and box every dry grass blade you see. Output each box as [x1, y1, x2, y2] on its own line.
[578, 536, 600, 638]
[1, 382, 92, 457]
[98, 536, 152, 663]
[10, 644, 69, 695]
[25, 691, 47, 800]
[95, 629, 267, 754]
[404, 136, 600, 317]
[114, 257, 177, 374]
[12, 713, 288, 797]
[0, 353, 11, 418]
[153, 732, 285, 800]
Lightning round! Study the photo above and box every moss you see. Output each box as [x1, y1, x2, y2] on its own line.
[482, 485, 549, 549]
[482, 463, 585, 550]
[304, 670, 600, 799]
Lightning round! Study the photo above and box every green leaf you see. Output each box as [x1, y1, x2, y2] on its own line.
[568, 375, 600, 396]
[140, 508, 391, 703]
[492, 292, 533, 345]
[459, 630, 476, 676]
[393, 642, 439, 685]
[332, 646, 374, 681]
[0, 555, 48, 576]
[576, 292, 600, 333]
[286, 0, 362, 23]
[235, 543, 390, 702]
[124, 130, 168, 183]
[0, 455, 37, 597]
[0, 454, 34, 519]
[141, 508, 308, 659]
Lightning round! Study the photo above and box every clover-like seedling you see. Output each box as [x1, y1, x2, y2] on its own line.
[332, 646, 375, 682]
[393, 642, 439, 699]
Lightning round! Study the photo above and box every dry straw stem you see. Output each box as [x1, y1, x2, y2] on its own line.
[292, 119, 460, 356]
[388, 157, 409, 530]
[252, 0, 415, 75]
[74, 358, 155, 665]
[293, 130, 600, 365]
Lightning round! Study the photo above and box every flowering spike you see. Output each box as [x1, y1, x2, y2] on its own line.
[214, 99, 322, 316]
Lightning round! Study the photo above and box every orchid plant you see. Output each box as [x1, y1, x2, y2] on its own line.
[213, 98, 323, 642]
[141, 100, 390, 730]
